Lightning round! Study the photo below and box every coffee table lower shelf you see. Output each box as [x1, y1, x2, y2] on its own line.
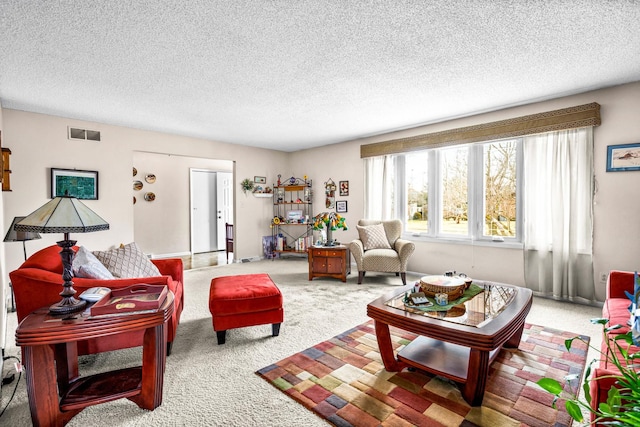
[397, 336, 501, 384]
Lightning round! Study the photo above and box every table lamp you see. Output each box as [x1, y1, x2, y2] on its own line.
[4, 216, 42, 312]
[3, 216, 42, 261]
[14, 193, 109, 315]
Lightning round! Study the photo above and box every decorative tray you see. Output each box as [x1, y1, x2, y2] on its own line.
[90, 284, 168, 317]
[419, 275, 467, 299]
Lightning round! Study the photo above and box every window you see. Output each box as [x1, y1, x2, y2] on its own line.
[403, 138, 521, 242]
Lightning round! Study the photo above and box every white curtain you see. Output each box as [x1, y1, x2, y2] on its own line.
[364, 155, 395, 220]
[523, 127, 595, 303]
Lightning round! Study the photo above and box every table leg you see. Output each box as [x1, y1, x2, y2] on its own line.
[505, 323, 525, 348]
[374, 321, 405, 372]
[23, 345, 79, 427]
[461, 348, 490, 406]
[54, 342, 78, 396]
[130, 323, 166, 409]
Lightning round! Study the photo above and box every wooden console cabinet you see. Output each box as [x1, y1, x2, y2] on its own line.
[308, 246, 351, 282]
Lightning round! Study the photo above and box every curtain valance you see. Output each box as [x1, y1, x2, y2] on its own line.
[360, 102, 600, 158]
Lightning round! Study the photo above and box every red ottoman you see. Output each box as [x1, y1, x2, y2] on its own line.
[209, 273, 283, 345]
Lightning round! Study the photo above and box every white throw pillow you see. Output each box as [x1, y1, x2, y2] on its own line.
[93, 242, 161, 278]
[357, 224, 392, 251]
[72, 246, 115, 279]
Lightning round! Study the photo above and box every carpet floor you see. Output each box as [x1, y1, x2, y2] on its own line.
[257, 320, 589, 427]
[0, 258, 603, 426]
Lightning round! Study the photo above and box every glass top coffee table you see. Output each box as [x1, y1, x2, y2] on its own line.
[367, 280, 533, 406]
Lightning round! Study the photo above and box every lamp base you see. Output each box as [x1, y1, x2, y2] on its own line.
[49, 297, 87, 315]
[51, 237, 86, 315]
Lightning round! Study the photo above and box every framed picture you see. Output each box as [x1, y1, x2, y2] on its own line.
[336, 200, 348, 213]
[339, 180, 349, 196]
[51, 168, 98, 199]
[254, 176, 266, 184]
[607, 143, 640, 172]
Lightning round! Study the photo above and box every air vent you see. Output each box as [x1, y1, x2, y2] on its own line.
[68, 127, 101, 141]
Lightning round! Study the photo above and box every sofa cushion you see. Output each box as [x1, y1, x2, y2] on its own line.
[72, 246, 114, 279]
[603, 297, 632, 335]
[357, 224, 391, 250]
[93, 242, 161, 278]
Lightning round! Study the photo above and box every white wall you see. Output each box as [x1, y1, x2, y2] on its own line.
[132, 151, 233, 257]
[292, 82, 640, 301]
[0, 104, 6, 350]
[1, 109, 288, 275]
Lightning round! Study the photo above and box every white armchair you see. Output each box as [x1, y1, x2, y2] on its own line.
[349, 219, 415, 285]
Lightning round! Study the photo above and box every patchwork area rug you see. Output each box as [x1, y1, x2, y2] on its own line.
[257, 321, 589, 427]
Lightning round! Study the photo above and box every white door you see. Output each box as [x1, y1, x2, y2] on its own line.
[191, 170, 217, 253]
[216, 172, 233, 249]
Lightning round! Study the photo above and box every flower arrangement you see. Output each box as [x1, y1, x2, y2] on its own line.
[312, 212, 347, 246]
[240, 178, 254, 194]
[536, 272, 640, 424]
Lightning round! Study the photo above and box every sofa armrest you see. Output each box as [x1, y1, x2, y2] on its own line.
[394, 239, 416, 267]
[349, 240, 365, 268]
[151, 258, 183, 285]
[607, 270, 636, 300]
[10, 267, 174, 322]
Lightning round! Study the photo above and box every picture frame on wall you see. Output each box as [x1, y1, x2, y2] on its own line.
[336, 200, 348, 213]
[254, 176, 266, 184]
[606, 142, 640, 172]
[339, 180, 349, 196]
[51, 168, 99, 200]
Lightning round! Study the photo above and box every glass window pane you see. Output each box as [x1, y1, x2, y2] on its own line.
[405, 152, 428, 233]
[441, 146, 468, 235]
[483, 140, 517, 237]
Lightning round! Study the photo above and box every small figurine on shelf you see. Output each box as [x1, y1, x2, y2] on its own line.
[277, 174, 281, 186]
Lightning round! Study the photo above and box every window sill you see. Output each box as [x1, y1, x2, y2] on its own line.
[405, 234, 523, 250]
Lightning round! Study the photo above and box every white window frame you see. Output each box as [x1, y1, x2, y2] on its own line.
[400, 138, 523, 246]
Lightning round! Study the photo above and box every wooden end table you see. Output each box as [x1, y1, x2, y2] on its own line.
[308, 245, 351, 282]
[367, 282, 532, 406]
[15, 292, 174, 427]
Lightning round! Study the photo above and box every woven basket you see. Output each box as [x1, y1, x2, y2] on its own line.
[419, 275, 466, 299]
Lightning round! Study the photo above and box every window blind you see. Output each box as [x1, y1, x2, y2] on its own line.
[360, 102, 600, 158]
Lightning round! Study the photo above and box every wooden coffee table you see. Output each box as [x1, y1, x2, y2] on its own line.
[367, 281, 532, 406]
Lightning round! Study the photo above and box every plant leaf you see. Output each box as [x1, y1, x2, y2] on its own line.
[537, 378, 563, 395]
[566, 400, 584, 422]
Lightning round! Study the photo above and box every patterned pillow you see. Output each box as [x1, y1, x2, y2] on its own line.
[72, 246, 114, 279]
[93, 242, 161, 278]
[357, 224, 392, 250]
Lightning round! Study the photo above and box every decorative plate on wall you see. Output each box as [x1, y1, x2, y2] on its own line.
[144, 192, 156, 202]
[145, 174, 156, 184]
[133, 167, 137, 177]
[133, 180, 143, 191]
[133, 196, 136, 204]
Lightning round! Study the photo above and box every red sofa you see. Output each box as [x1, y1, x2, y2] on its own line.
[589, 270, 639, 423]
[10, 245, 184, 355]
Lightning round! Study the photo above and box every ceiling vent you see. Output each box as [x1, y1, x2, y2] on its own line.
[68, 127, 101, 141]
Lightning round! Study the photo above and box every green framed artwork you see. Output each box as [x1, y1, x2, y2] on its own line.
[51, 168, 98, 200]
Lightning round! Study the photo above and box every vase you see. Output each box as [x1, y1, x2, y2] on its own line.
[326, 227, 334, 246]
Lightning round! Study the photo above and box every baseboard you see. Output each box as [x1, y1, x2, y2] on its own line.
[149, 251, 192, 259]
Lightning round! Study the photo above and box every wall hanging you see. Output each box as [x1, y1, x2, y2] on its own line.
[51, 168, 99, 200]
[325, 178, 336, 209]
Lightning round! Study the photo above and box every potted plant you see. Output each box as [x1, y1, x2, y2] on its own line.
[537, 274, 640, 425]
[240, 178, 254, 194]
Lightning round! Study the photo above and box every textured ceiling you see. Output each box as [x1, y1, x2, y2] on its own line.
[1, 1, 640, 152]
